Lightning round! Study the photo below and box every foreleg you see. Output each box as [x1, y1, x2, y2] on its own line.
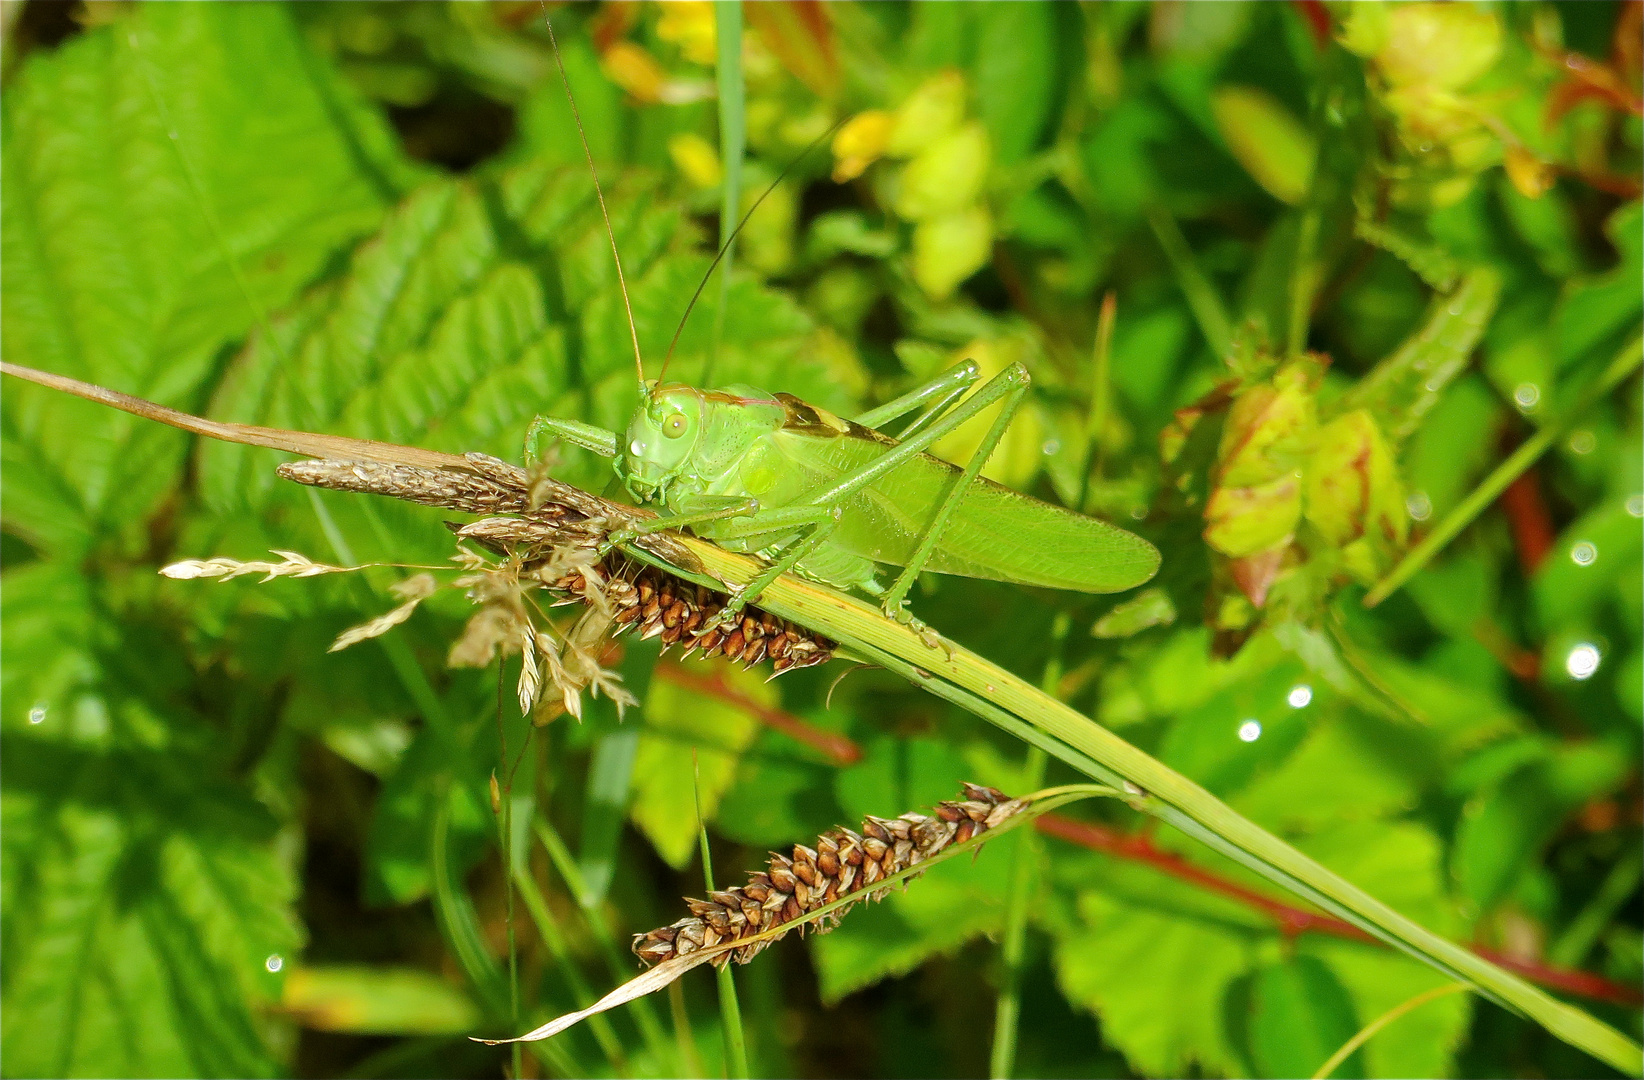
[524, 414, 620, 466]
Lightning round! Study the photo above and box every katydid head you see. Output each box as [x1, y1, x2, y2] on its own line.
[617, 382, 704, 501]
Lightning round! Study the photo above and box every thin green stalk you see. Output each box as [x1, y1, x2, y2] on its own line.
[670, 981, 707, 1079]
[694, 753, 749, 1079]
[1146, 204, 1232, 358]
[1288, 206, 1320, 359]
[440, 799, 583, 1079]
[1311, 983, 1470, 1079]
[513, 864, 631, 1071]
[1550, 848, 1643, 970]
[990, 744, 1048, 1079]
[705, 0, 745, 389]
[1365, 333, 1643, 607]
[492, 671, 523, 1080]
[534, 820, 677, 1066]
[990, 614, 1069, 1078]
[1079, 293, 1117, 514]
[651, 535, 1643, 1074]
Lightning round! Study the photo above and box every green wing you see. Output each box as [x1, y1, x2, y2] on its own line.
[759, 411, 1159, 593]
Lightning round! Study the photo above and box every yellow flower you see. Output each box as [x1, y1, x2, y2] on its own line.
[602, 41, 668, 104]
[668, 133, 722, 189]
[655, 1, 717, 67]
[831, 110, 893, 183]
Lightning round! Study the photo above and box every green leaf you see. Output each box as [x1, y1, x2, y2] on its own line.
[283, 964, 479, 1035]
[834, 735, 970, 823]
[1552, 201, 1642, 371]
[1230, 718, 1417, 831]
[1052, 857, 1255, 1077]
[1245, 954, 1364, 1078]
[1302, 940, 1471, 1079]
[1048, 811, 1463, 1080]
[715, 752, 841, 849]
[578, 647, 655, 906]
[1, 2, 419, 557]
[972, 2, 1059, 166]
[1, 562, 301, 1078]
[1211, 85, 1316, 206]
[1452, 742, 1631, 912]
[1533, 501, 1643, 628]
[629, 666, 764, 869]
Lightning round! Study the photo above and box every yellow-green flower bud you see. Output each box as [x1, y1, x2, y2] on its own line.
[888, 69, 967, 157]
[895, 121, 991, 221]
[1305, 410, 1407, 582]
[1378, 3, 1501, 91]
[912, 204, 993, 301]
[1211, 85, 1316, 206]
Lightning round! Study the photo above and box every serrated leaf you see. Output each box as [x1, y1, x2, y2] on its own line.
[1301, 940, 1470, 1080]
[198, 160, 843, 563]
[1, 2, 419, 557]
[1533, 502, 1642, 628]
[1, 565, 301, 1077]
[1231, 719, 1417, 831]
[1051, 816, 1464, 1080]
[835, 735, 971, 825]
[1052, 860, 1254, 1077]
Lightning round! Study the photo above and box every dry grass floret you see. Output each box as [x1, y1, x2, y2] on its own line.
[160, 454, 835, 720]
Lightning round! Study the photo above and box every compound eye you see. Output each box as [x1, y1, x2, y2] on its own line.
[662, 413, 688, 439]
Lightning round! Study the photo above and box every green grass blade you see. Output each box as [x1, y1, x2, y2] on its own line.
[991, 613, 1066, 1078]
[705, 0, 745, 389]
[513, 865, 631, 1071]
[1549, 848, 1643, 970]
[581, 725, 642, 905]
[694, 753, 749, 1079]
[1146, 204, 1232, 358]
[1365, 332, 1642, 607]
[670, 981, 707, 1078]
[535, 819, 678, 1067]
[989, 745, 1045, 1080]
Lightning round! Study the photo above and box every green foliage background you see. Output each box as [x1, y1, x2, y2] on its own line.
[1, 2, 1639, 1077]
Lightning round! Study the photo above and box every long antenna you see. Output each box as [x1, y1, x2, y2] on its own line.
[541, 8, 646, 394]
[655, 117, 846, 386]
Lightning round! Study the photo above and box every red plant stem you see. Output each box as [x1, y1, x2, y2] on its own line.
[1499, 466, 1556, 575]
[1036, 813, 1643, 1008]
[654, 662, 862, 766]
